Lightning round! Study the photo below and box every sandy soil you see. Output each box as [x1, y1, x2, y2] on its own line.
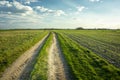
[48, 34, 71, 80]
[0, 34, 49, 80]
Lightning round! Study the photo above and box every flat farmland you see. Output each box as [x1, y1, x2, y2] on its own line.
[0, 29, 120, 80]
[58, 30, 120, 67]
[55, 30, 120, 80]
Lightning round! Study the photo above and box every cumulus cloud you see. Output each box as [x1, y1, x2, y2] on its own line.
[0, 1, 66, 29]
[0, 1, 43, 29]
[35, 6, 50, 12]
[75, 6, 86, 14]
[34, 6, 66, 16]
[77, 6, 85, 12]
[0, 1, 33, 15]
[0, 1, 66, 16]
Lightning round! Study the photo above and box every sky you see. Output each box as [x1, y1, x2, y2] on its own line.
[0, 0, 120, 29]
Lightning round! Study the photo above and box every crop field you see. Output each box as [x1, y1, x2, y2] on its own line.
[0, 30, 120, 80]
[57, 30, 120, 67]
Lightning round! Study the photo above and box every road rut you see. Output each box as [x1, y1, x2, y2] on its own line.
[48, 33, 71, 80]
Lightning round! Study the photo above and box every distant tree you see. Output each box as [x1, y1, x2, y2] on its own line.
[76, 27, 84, 30]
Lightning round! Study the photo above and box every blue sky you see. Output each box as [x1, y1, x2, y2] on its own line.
[0, 0, 120, 29]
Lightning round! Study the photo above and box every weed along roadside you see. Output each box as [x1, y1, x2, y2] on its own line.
[0, 32, 50, 80]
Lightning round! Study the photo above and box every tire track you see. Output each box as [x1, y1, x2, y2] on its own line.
[0, 33, 49, 80]
[48, 33, 71, 80]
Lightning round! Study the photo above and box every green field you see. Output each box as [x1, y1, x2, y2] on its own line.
[56, 30, 120, 79]
[0, 30, 48, 75]
[56, 30, 120, 67]
[0, 29, 120, 80]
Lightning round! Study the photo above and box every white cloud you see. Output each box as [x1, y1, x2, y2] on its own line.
[77, 6, 85, 12]
[89, 0, 100, 2]
[35, 6, 49, 12]
[54, 10, 66, 16]
[24, 0, 39, 4]
[34, 6, 66, 16]
[26, 0, 38, 2]
[0, 1, 12, 8]
[0, 1, 44, 29]
[0, 1, 33, 15]
[0, 1, 66, 16]
[75, 6, 86, 14]
[0, 1, 66, 29]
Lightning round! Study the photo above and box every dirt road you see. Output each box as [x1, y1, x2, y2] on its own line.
[0, 34, 49, 80]
[48, 34, 71, 80]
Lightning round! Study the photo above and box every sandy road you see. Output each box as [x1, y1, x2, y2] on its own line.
[48, 33, 71, 80]
[0, 34, 49, 80]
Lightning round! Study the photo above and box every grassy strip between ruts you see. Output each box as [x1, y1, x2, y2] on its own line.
[0, 30, 48, 76]
[30, 32, 53, 80]
[57, 33, 120, 80]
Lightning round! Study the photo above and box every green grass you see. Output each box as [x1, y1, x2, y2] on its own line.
[57, 32, 120, 80]
[56, 30, 120, 67]
[0, 30, 48, 75]
[1, 29, 120, 80]
[30, 32, 53, 80]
